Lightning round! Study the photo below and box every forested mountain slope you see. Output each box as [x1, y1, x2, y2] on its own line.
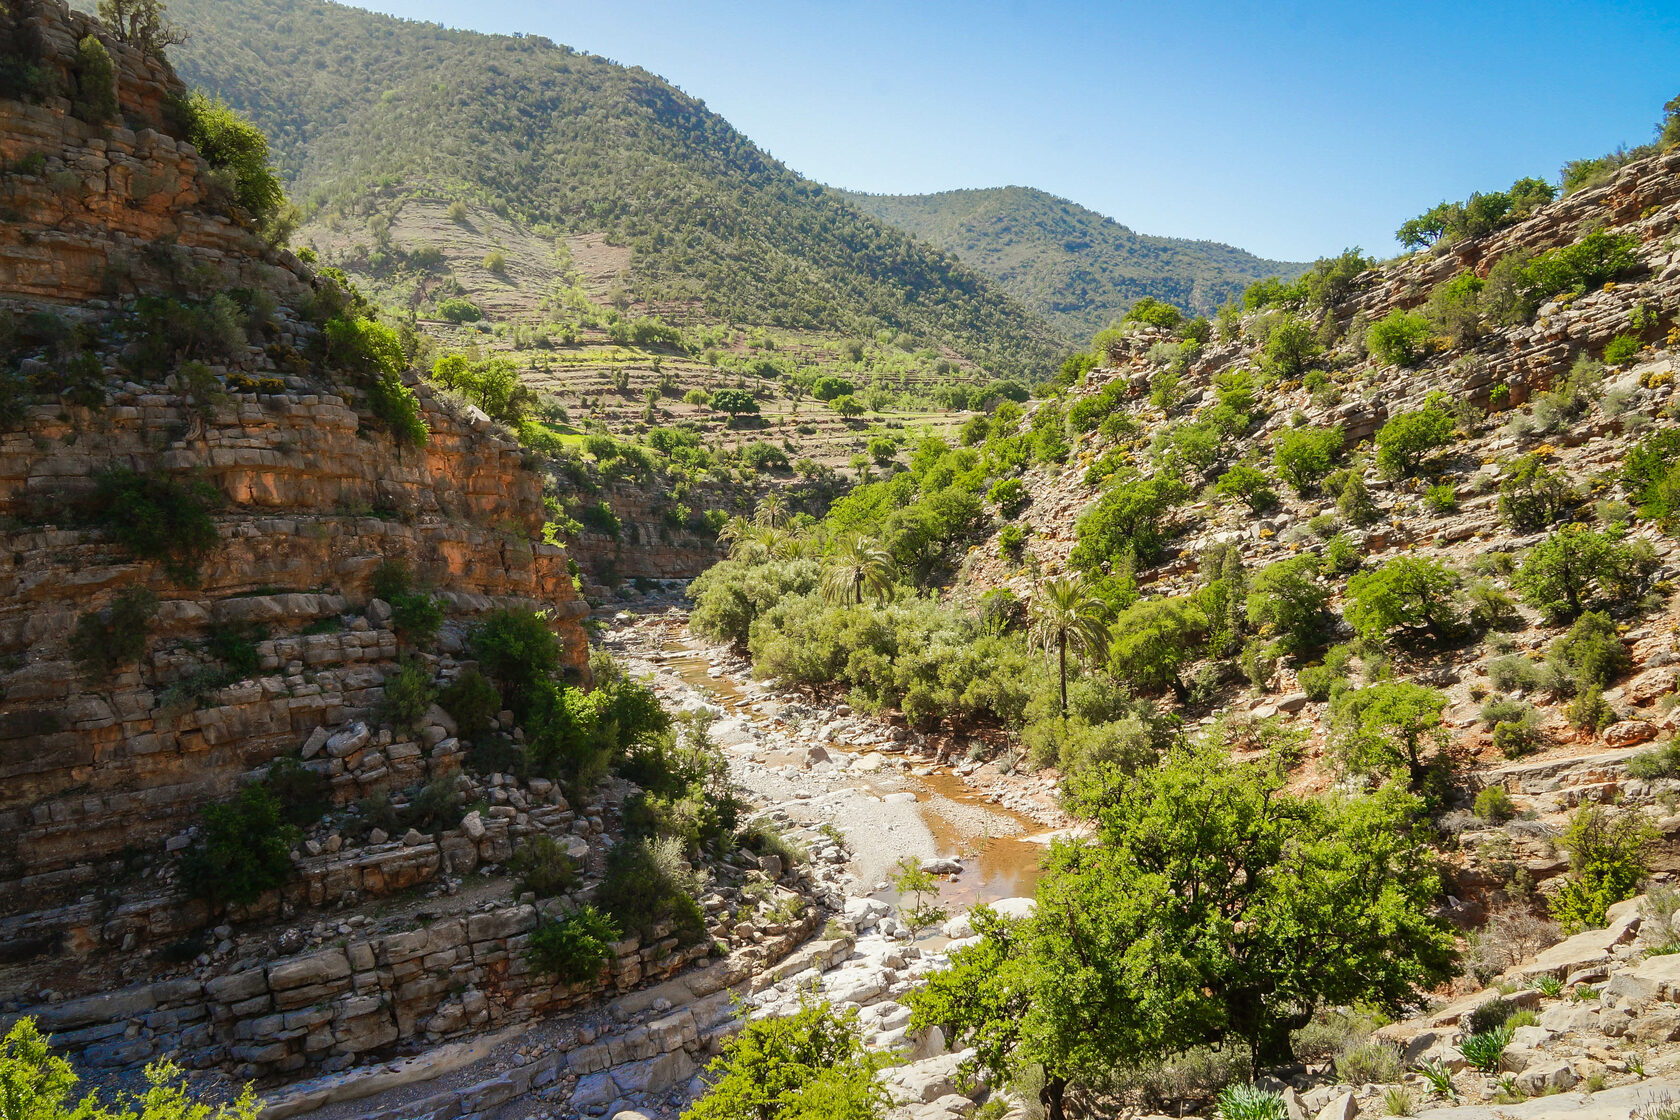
[162, 0, 1066, 380]
[840, 184, 1305, 337]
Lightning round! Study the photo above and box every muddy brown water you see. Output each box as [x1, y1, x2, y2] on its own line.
[656, 641, 1045, 910]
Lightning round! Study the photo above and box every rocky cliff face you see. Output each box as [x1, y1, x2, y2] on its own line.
[0, 0, 589, 969]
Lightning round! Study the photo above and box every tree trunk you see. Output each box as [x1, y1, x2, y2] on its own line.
[1041, 1073, 1068, 1120]
[855, 570, 862, 606]
[1058, 636, 1068, 719]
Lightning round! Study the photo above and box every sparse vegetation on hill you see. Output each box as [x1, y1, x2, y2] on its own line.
[166, 0, 1065, 380]
[839, 185, 1305, 338]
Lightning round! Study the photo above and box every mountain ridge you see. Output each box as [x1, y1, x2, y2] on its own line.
[161, 0, 1070, 380]
[837, 183, 1307, 337]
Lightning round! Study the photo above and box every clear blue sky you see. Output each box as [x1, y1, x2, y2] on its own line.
[358, 0, 1678, 263]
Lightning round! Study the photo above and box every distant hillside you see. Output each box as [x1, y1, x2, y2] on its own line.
[163, 0, 1067, 380]
[839, 186, 1305, 338]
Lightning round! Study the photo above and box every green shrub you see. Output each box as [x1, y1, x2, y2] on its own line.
[1466, 998, 1515, 1036]
[1474, 786, 1515, 822]
[1215, 461, 1278, 512]
[738, 441, 789, 471]
[404, 776, 464, 833]
[382, 657, 436, 730]
[1551, 804, 1655, 933]
[69, 586, 156, 679]
[1375, 403, 1455, 476]
[1321, 533, 1363, 575]
[471, 609, 562, 717]
[1605, 334, 1642, 364]
[179, 92, 285, 221]
[368, 372, 427, 448]
[266, 755, 329, 827]
[390, 590, 444, 647]
[436, 297, 483, 323]
[1566, 684, 1615, 732]
[594, 836, 706, 944]
[1492, 719, 1539, 759]
[1261, 315, 1321, 376]
[1550, 611, 1630, 690]
[1334, 1040, 1403, 1085]
[509, 834, 579, 898]
[439, 668, 500, 741]
[1460, 1024, 1512, 1073]
[207, 621, 265, 677]
[178, 783, 295, 906]
[1498, 454, 1577, 531]
[1486, 655, 1543, 692]
[1272, 425, 1344, 494]
[85, 469, 221, 582]
[371, 558, 413, 601]
[988, 477, 1028, 516]
[1297, 664, 1338, 702]
[1627, 742, 1680, 780]
[997, 523, 1026, 561]
[526, 905, 620, 984]
[1425, 484, 1458, 514]
[71, 35, 116, 123]
[1215, 1083, 1288, 1120]
[685, 1000, 885, 1120]
[1336, 470, 1379, 526]
[1367, 310, 1433, 367]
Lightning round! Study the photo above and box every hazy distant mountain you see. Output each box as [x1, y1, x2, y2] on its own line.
[840, 186, 1307, 339]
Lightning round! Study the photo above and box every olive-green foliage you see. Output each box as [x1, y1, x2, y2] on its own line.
[709, 387, 759, 417]
[1335, 469, 1379, 526]
[1498, 454, 1577, 531]
[1246, 556, 1329, 656]
[685, 999, 887, 1120]
[1628, 741, 1680, 780]
[1215, 461, 1277, 513]
[470, 608, 562, 717]
[1374, 403, 1455, 476]
[1124, 297, 1185, 330]
[690, 558, 822, 648]
[0, 1, 54, 104]
[525, 672, 670, 789]
[1070, 473, 1187, 571]
[85, 468, 221, 582]
[1567, 684, 1615, 732]
[72, 35, 117, 123]
[366, 370, 427, 447]
[908, 744, 1454, 1106]
[179, 782, 296, 906]
[1474, 786, 1515, 822]
[526, 905, 619, 984]
[1262, 315, 1321, 376]
[1272, 426, 1343, 494]
[0, 1016, 262, 1120]
[1345, 557, 1462, 645]
[595, 836, 706, 944]
[749, 592, 1035, 731]
[1425, 483, 1458, 514]
[1550, 611, 1630, 691]
[1333, 1040, 1403, 1086]
[1623, 428, 1680, 528]
[1107, 597, 1207, 704]
[1551, 805, 1655, 934]
[439, 668, 500, 741]
[1481, 232, 1642, 325]
[69, 586, 157, 679]
[509, 834, 579, 898]
[266, 754, 329, 826]
[1330, 681, 1451, 792]
[1604, 334, 1642, 364]
[382, 657, 436, 730]
[1512, 525, 1653, 622]
[390, 591, 444, 647]
[1367, 310, 1432, 367]
[1321, 533, 1364, 576]
[178, 91, 285, 221]
[1396, 179, 1555, 250]
[1426, 272, 1486, 348]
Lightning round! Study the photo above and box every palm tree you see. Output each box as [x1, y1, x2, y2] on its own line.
[731, 524, 788, 562]
[821, 533, 894, 606]
[1028, 575, 1110, 719]
[754, 493, 788, 528]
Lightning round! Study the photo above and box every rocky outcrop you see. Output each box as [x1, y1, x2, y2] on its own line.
[0, 0, 311, 306]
